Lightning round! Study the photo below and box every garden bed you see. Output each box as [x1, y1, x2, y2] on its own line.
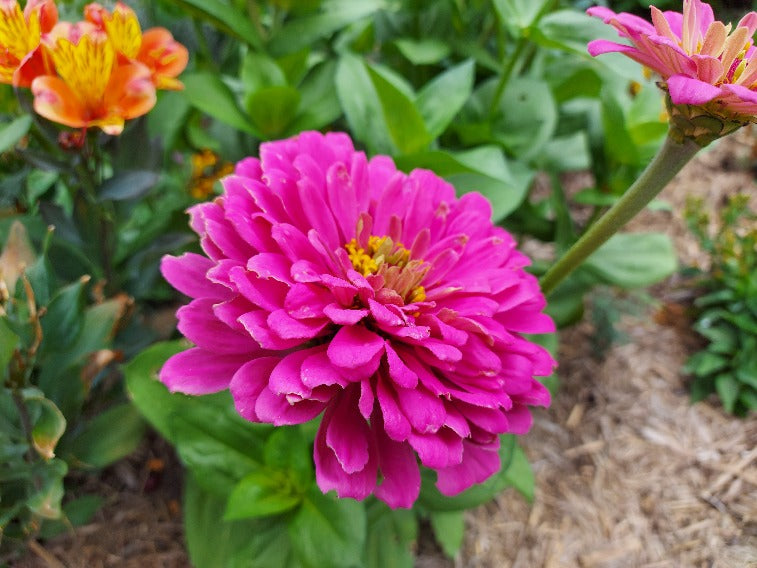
[16, 132, 757, 568]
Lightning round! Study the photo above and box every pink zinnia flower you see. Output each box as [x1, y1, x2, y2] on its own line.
[588, 0, 757, 117]
[160, 131, 555, 508]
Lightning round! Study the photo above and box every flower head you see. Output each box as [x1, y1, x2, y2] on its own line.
[31, 22, 155, 135]
[160, 132, 555, 508]
[588, 0, 757, 141]
[0, 0, 57, 86]
[84, 2, 188, 90]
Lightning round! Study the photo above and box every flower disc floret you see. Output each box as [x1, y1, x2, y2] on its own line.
[160, 131, 555, 508]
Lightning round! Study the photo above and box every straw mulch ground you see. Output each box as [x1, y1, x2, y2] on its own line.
[12, 131, 757, 568]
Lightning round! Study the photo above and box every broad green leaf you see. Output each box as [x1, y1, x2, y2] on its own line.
[263, 427, 313, 488]
[366, 65, 431, 155]
[0, 115, 32, 153]
[0, 317, 19, 376]
[268, 0, 386, 55]
[396, 146, 533, 221]
[97, 170, 159, 202]
[430, 510, 465, 558]
[600, 88, 640, 165]
[246, 86, 301, 139]
[502, 442, 534, 501]
[26, 458, 67, 520]
[336, 53, 394, 155]
[418, 434, 518, 511]
[38, 276, 88, 359]
[169, 0, 262, 49]
[530, 10, 616, 55]
[65, 403, 145, 469]
[183, 72, 259, 136]
[394, 38, 451, 65]
[184, 474, 299, 568]
[493, 78, 557, 160]
[416, 60, 474, 139]
[585, 232, 677, 288]
[493, 0, 552, 32]
[364, 500, 416, 568]
[26, 170, 58, 202]
[684, 351, 729, 377]
[715, 373, 740, 413]
[289, 487, 366, 568]
[38, 494, 104, 539]
[30, 397, 66, 460]
[171, 403, 270, 496]
[148, 90, 191, 150]
[241, 52, 287, 93]
[224, 469, 303, 520]
[287, 61, 341, 134]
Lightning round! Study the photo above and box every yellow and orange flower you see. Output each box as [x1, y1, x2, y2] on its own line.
[84, 2, 187, 90]
[32, 23, 156, 135]
[0, 0, 57, 86]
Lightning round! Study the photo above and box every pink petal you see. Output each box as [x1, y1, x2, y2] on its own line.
[161, 253, 229, 299]
[327, 326, 385, 369]
[435, 439, 501, 496]
[229, 357, 280, 421]
[667, 73, 722, 104]
[160, 348, 248, 394]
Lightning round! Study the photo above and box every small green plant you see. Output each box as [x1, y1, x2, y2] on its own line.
[683, 194, 757, 415]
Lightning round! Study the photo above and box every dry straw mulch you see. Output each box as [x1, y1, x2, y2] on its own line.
[14, 132, 757, 568]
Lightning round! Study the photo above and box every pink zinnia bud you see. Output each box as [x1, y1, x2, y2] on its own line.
[160, 131, 555, 508]
[588, 0, 757, 142]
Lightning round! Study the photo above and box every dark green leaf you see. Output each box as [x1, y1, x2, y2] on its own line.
[183, 72, 259, 136]
[585, 232, 677, 288]
[170, 0, 262, 49]
[287, 61, 342, 133]
[30, 397, 66, 460]
[0, 115, 32, 153]
[98, 170, 159, 202]
[224, 469, 303, 520]
[501, 442, 534, 500]
[38, 494, 104, 539]
[289, 487, 366, 568]
[715, 373, 740, 413]
[430, 510, 465, 558]
[26, 458, 67, 520]
[0, 317, 19, 377]
[394, 38, 451, 65]
[364, 500, 416, 568]
[416, 60, 474, 139]
[241, 52, 287, 92]
[684, 351, 729, 377]
[246, 86, 301, 139]
[38, 276, 88, 359]
[65, 403, 145, 469]
[264, 427, 313, 488]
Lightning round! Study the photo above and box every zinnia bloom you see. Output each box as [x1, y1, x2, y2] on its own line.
[588, 0, 757, 125]
[160, 132, 555, 508]
[31, 23, 156, 135]
[0, 0, 57, 86]
[85, 2, 188, 90]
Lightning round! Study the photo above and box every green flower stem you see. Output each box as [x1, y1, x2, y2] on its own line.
[539, 134, 701, 296]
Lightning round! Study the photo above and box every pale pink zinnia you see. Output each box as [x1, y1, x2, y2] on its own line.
[588, 0, 757, 117]
[160, 131, 555, 508]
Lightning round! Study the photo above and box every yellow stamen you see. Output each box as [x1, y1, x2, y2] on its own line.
[51, 33, 114, 107]
[0, 3, 40, 83]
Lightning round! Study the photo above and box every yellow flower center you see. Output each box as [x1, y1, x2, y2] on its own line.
[345, 235, 427, 303]
[0, 3, 40, 83]
[52, 33, 114, 109]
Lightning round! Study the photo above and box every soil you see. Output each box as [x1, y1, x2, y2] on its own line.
[7, 131, 757, 568]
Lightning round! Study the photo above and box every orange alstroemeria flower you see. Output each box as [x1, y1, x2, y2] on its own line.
[0, 0, 57, 87]
[85, 2, 187, 90]
[32, 24, 156, 135]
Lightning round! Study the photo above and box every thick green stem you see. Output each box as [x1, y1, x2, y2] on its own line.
[539, 134, 701, 296]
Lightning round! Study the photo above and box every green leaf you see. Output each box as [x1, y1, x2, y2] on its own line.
[287, 61, 342, 133]
[600, 88, 640, 165]
[268, 0, 386, 55]
[170, 0, 262, 49]
[0, 115, 32, 154]
[416, 60, 474, 139]
[98, 170, 159, 202]
[289, 487, 366, 568]
[224, 469, 303, 520]
[430, 510, 465, 558]
[366, 65, 431, 155]
[264, 427, 313, 488]
[26, 170, 58, 202]
[396, 146, 533, 221]
[684, 351, 729, 378]
[0, 317, 19, 378]
[418, 434, 520, 511]
[65, 403, 145, 469]
[493, 0, 551, 32]
[148, 90, 191, 150]
[394, 38, 451, 65]
[530, 10, 616, 55]
[240, 52, 287, 92]
[30, 397, 66, 460]
[715, 373, 740, 413]
[364, 500, 416, 568]
[336, 53, 394, 155]
[502, 442, 534, 501]
[184, 474, 299, 568]
[38, 494, 104, 539]
[585, 232, 677, 288]
[38, 276, 88, 360]
[183, 72, 259, 136]
[26, 458, 67, 520]
[246, 86, 301, 139]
